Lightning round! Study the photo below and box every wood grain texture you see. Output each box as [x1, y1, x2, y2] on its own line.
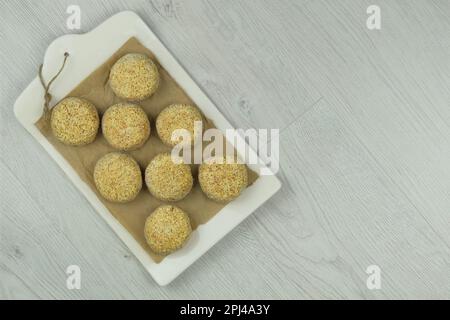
[1, 0, 449, 299]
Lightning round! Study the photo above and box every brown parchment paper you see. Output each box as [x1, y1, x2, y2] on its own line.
[36, 37, 258, 263]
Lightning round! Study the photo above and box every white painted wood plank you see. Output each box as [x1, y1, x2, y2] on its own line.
[277, 99, 450, 299]
[299, 0, 450, 247]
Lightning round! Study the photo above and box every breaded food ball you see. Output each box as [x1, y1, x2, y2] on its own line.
[144, 205, 192, 255]
[156, 104, 203, 146]
[50, 97, 99, 146]
[109, 53, 159, 101]
[93, 152, 142, 203]
[145, 153, 193, 201]
[199, 157, 248, 202]
[102, 103, 150, 151]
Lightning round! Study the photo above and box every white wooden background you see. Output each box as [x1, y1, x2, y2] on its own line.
[1, 0, 449, 299]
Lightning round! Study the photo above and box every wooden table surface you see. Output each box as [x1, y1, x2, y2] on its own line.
[1, 0, 449, 299]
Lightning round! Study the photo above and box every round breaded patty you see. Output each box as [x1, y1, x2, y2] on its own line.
[199, 157, 248, 202]
[145, 153, 193, 201]
[144, 205, 192, 255]
[102, 103, 150, 151]
[109, 53, 159, 101]
[94, 152, 142, 203]
[156, 104, 203, 146]
[50, 97, 99, 146]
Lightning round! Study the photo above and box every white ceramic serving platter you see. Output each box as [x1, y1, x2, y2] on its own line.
[14, 11, 281, 285]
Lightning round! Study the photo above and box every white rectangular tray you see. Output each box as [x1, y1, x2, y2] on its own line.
[14, 11, 281, 286]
